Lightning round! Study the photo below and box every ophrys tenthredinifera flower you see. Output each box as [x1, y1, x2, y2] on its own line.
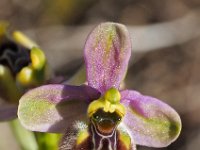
[18, 22, 181, 150]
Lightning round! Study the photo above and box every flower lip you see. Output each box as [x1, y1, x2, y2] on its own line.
[0, 39, 31, 75]
[91, 109, 121, 136]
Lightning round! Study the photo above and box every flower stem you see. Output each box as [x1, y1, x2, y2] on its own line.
[10, 119, 38, 150]
[35, 132, 61, 150]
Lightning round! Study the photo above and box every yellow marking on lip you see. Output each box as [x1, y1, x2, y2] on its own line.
[87, 88, 125, 118]
[76, 129, 89, 145]
[119, 131, 131, 149]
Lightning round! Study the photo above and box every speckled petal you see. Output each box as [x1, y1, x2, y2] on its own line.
[0, 104, 17, 121]
[18, 84, 101, 133]
[84, 22, 131, 93]
[120, 90, 181, 147]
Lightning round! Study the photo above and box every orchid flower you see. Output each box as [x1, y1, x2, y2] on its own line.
[18, 22, 181, 150]
[0, 22, 50, 121]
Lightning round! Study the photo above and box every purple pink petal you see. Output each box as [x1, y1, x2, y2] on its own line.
[84, 22, 131, 93]
[120, 90, 181, 147]
[18, 84, 100, 132]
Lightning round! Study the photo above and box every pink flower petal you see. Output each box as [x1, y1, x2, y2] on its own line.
[84, 22, 131, 93]
[120, 90, 182, 147]
[18, 84, 100, 133]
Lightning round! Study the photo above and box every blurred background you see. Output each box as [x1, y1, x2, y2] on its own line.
[0, 0, 200, 149]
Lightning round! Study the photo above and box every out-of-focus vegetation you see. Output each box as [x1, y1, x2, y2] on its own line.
[1, 0, 200, 150]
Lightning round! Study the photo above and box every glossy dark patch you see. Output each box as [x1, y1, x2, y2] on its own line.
[92, 109, 121, 135]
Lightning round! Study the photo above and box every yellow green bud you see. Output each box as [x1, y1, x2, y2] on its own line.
[31, 47, 46, 70]
[12, 31, 38, 49]
[16, 66, 35, 86]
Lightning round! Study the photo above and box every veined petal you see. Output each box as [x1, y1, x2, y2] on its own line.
[18, 84, 101, 133]
[0, 104, 17, 121]
[120, 90, 181, 147]
[84, 22, 131, 93]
